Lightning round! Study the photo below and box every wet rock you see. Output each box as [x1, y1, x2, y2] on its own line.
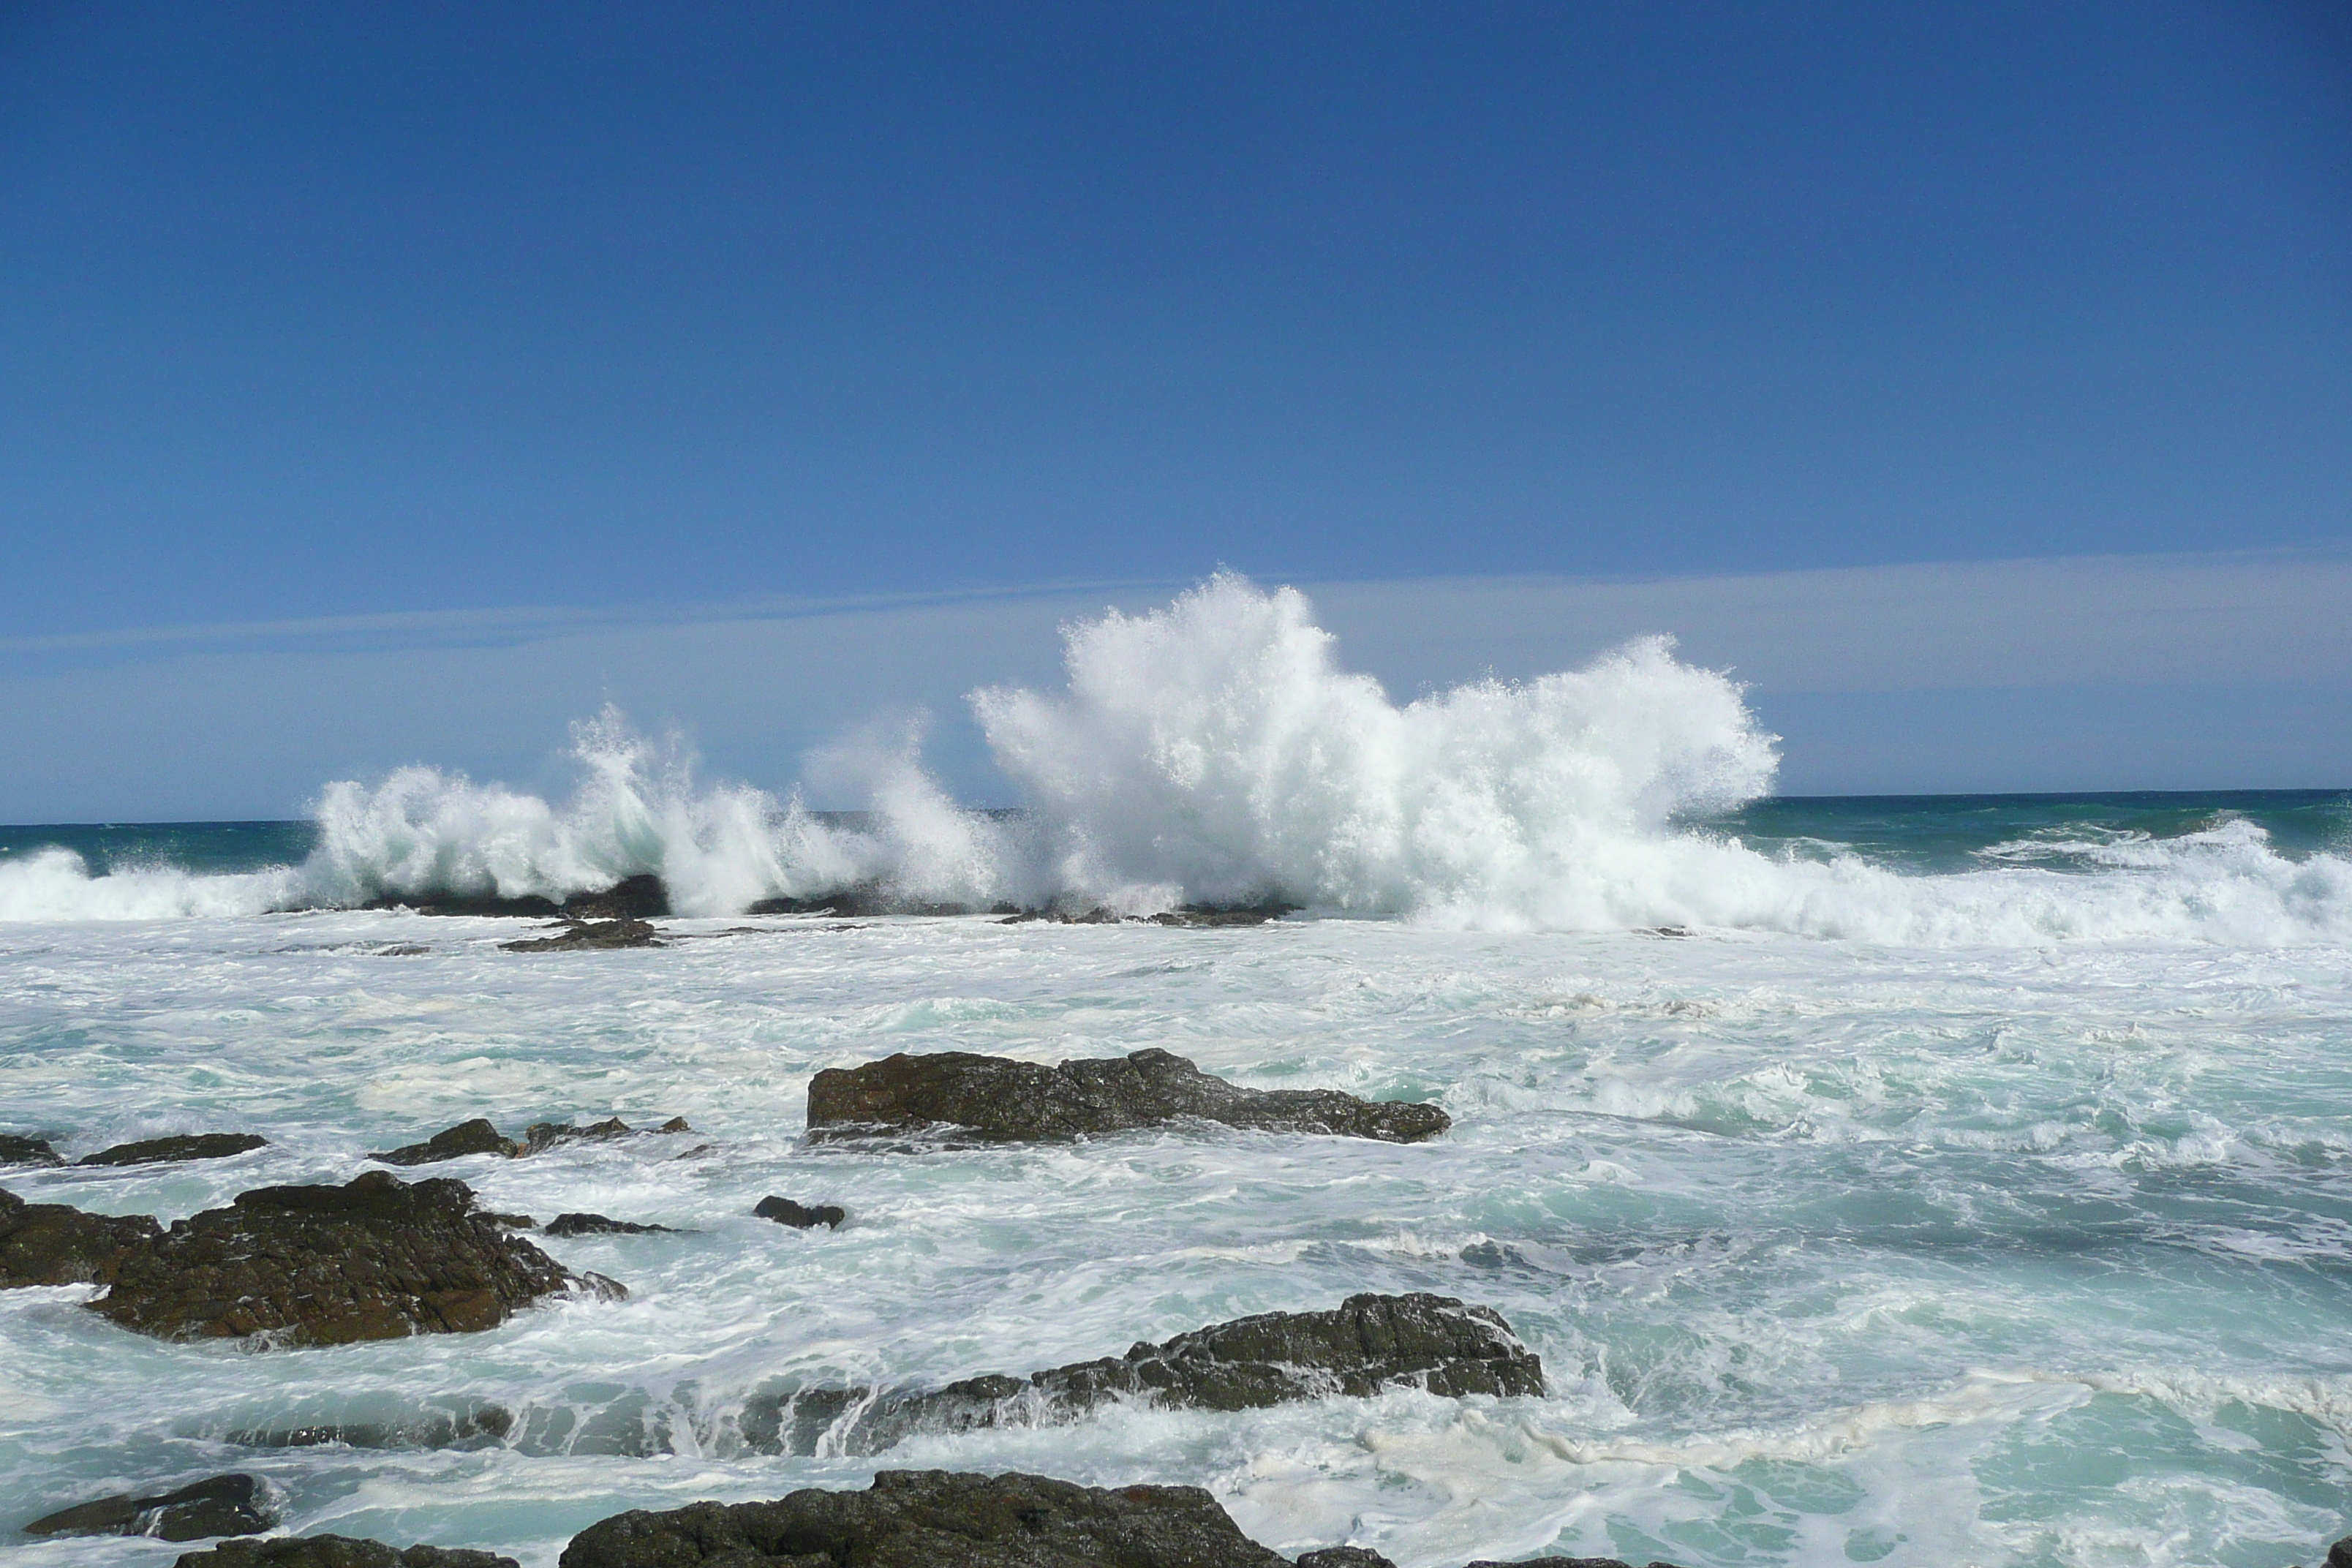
[222, 1403, 514, 1451]
[86, 1170, 602, 1346]
[372, 1118, 521, 1166]
[807, 1047, 1450, 1145]
[1297, 1551, 1398, 1568]
[0, 1133, 62, 1166]
[175, 1536, 518, 1568]
[75, 1133, 268, 1167]
[25, 1473, 275, 1542]
[746, 886, 973, 918]
[500, 917, 663, 952]
[1463, 1558, 1680, 1568]
[1151, 900, 1299, 927]
[521, 1116, 692, 1155]
[1, 1186, 165, 1286]
[557, 1468, 1291, 1568]
[543, 1213, 676, 1237]
[2329, 1537, 2352, 1568]
[486, 1212, 536, 1229]
[750, 1292, 1542, 1455]
[361, 873, 670, 921]
[753, 1196, 844, 1230]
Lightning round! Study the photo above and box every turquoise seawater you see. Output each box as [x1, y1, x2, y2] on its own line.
[1, 791, 2350, 1568]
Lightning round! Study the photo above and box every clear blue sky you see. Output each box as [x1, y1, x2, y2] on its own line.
[0, 3, 2347, 815]
[4, 1, 2346, 638]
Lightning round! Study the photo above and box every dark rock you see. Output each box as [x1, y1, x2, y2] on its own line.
[524, 1117, 632, 1154]
[86, 1170, 603, 1346]
[0, 1133, 62, 1166]
[998, 905, 1123, 924]
[558, 1468, 1290, 1568]
[372, 1118, 521, 1166]
[1463, 1559, 1680, 1568]
[750, 1292, 1542, 1455]
[1, 1186, 165, 1286]
[544, 1213, 676, 1237]
[500, 917, 663, 952]
[1152, 900, 1300, 927]
[2329, 1537, 2352, 1568]
[222, 1403, 514, 1451]
[75, 1133, 268, 1167]
[807, 1047, 1450, 1145]
[1297, 1551, 1398, 1568]
[486, 1213, 537, 1229]
[746, 886, 974, 918]
[25, 1473, 275, 1542]
[175, 1535, 517, 1568]
[361, 874, 669, 921]
[753, 1196, 844, 1229]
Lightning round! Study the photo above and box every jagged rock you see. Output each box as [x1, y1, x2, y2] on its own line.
[75, 1133, 268, 1167]
[746, 886, 974, 918]
[500, 917, 663, 952]
[521, 1115, 691, 1154]
[0, 1133, 62, 1166]
[2329, 1537, 2352, 1568]
[372, 1118, 521, 1165]
[361, 873, 669, 921]
[1, 1186, 165, 1286]
[544, 1213, 676, 1237]
[753, 1196, 844, 1229]
[1150, 900, 1298, 927]
[1296, 1551, 1398, 1568]
[175, 1536, 517, 1568]
[747, 1292, 1542, 1455]
[25, 1473, 275, 1542]
[558, 1469, 1289, 1568]
[86, 1170, 603, 1346]
[222, 1403, 514, 1451]
[806, 1047, 1450, 1145]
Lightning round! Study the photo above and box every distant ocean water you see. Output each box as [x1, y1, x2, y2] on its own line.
[4, 578, 2348, 1568]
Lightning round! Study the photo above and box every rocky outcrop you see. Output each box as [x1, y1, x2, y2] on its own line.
[25, 1473, 275, 1542]
[86, 1170, 606, 1346]
[1303, 1554, 1681, 1568]
[525, 1115, 691, 1153]
[75, 1133, 268, 1167]
[362, 873, 668, 921]
[1, 1186, 164, 1286]
[543, 1213, 676, 1237]
[175, 1536, 517, 1568]
[559, 1469, 1290, 1568]
[0, 1133, 62, 1166]
[746, 1292, 1541, 1455]
[753, 1196, 844, 1230]
[806, 1048, 1450, 1145]
[500, 918, 663, 952]
[998, 900, 1299, 927]
[372, 1118, 521, 1164]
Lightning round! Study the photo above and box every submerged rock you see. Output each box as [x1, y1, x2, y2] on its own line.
[87, 1170, 600, 1346]
[1152, 900, 1299, 927]
[524, 1115, 690, 1154]
[747, 1292, 1541, 1455]
[176, 1536, 517, 1568]
[500, 917, 663, 952]
[806, 1047, 1450, 1145]
[0, 1133, 62, 1166]
[753, 1196, 844, 1230]
[222, 1403, 514, 1451]
[25, 1473, 275, 1542]
[1, 1186, 165, 1286]
[75, 1133, 268, 1167]
[543, 1213, 676, 1237]
[372, 1118, 521, 1165]
[558, 1469, 1290, 1568]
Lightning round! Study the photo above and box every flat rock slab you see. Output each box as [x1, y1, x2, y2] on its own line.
[75, 1133, 268, 1167]
[0, 1133, 62, 1166]
[750, 1292, 1542, 1455]
[559, 1469, 1291, 1568]
[1, 1186, 165, 1286]
[26, 1473, 275, 1542]
[753, 1196, 844, 1230]
[372, 1119, 520, 1164]
[175, 1536, 518, 1568]
[87, 1170, 598, 1346]
[500, 918, 663, 952]
[806, 1047, 1449, 1145]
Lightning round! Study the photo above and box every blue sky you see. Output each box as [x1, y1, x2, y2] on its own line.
[1, 2, 2346, 815]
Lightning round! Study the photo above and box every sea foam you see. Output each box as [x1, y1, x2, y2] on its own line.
[3, 575, 2347, 943]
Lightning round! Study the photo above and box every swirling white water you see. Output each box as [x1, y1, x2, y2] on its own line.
[2, 578, 2350, 1567]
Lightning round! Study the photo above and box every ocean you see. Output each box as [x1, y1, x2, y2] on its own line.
[3, 578, 2349, 1568]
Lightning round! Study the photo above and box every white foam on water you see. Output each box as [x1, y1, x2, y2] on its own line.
[5, 576, 2348, 944]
